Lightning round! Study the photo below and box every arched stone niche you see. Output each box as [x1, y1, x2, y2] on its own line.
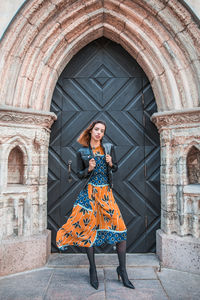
[0, 137, 30, 240]
[7, 146, 24, 185]
[187, 146, 200, 184]
[0, 136, 29, 189]
[5, 139, 29, 187]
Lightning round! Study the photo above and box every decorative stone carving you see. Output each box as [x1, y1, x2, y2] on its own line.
[0, 106, 57, 129]
[152, 109, 200, 239]
[34, 129, 50, 147]
[0, 107, 57, 243]
[0, 107, 54, 275]
[151, 108, 200, 131]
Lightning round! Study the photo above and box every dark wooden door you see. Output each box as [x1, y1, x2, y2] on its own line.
[48, 37, 160, 253]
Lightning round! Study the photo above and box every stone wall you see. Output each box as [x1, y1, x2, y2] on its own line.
[0, 107, 56, 275]
[152, 109, 200, 273]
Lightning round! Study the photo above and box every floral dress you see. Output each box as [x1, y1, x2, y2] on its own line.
[56, 145, 127, 250]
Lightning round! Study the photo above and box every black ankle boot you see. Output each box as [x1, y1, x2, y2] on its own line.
[116, 266, 135, 289]
[89, 267, 99, 290]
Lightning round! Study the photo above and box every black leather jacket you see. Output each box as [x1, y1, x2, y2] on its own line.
[76, 142, 118, 189]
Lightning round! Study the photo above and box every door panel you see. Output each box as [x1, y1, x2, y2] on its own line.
[48, 37, 160, 253]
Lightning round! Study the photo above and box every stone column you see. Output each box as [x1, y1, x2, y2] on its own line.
[152, 108, 200, 274]
[0, 106, 56, 275]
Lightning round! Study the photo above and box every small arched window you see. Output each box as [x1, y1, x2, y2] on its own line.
[7, 146, 24, 185]
[187, 146, 200, 184]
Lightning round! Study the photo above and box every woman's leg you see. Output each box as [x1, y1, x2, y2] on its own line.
[116, 240, 135, 289]
[116, 240, 127, 270]
[86, 246, 99, 289]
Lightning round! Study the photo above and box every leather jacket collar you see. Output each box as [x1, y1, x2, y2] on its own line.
[76, 142, 118, 189]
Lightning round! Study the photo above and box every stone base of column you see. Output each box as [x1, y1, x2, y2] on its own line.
[0, 230, 51, 276]
[156, 229, 200, 274]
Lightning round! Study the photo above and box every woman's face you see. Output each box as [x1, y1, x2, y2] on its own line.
[90, 123, 106, 143]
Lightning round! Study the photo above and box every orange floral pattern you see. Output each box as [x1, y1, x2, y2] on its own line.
[56, 145, 127, 250]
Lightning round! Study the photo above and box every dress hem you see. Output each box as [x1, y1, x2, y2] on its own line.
[57, 236, 127, 250]
[57, 229, 127, 250]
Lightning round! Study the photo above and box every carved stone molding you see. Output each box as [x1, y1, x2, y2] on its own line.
[151, 108, 200, 131]
[34, 129, 50, 147]
[0, 106, 57, 129]
[0, 0, 200, 112]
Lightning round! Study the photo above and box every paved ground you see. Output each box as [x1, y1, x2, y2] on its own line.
[0, 254, 200, 300]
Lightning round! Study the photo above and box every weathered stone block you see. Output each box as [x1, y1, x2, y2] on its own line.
[104, 11, 124, 32]
[0, 230, 51, 276]
[161, 209, 179, 234]
[157, 5, 185, 36]
[139, 0, 166, 16]
[157, 229, 200, 274]
[104, 0, 120, 13]
[160, 184, 177, 211]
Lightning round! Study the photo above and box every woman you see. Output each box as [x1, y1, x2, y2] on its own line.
[56, 120, 135, 290]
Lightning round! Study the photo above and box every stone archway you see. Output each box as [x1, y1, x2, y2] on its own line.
[0, 0, 199, 111]
[0, 0, 200, 275]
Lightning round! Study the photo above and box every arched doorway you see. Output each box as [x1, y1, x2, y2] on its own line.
[48, 37, 160, 253]
[0, 0, 199, 276]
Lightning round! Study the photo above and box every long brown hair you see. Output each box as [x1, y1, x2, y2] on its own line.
[77, 120, 107, 147]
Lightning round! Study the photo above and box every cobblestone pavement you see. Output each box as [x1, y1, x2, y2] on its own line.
[0, 254, 200, 300]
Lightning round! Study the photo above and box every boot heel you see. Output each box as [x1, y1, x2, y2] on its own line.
[89, 267, 99, 290]
[116, 266, 121, 281]
[116, 266, 135, 289]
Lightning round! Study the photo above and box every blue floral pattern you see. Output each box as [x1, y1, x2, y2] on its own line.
[56, 145, 127, 250]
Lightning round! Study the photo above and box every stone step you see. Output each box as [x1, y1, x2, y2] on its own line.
[47, 253, 160, 268]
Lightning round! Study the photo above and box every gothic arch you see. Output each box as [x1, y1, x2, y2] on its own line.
[7, 146, 24, 184]
[1, 136, 30, 188]
[187, 145, 200, 184]
[0, 0, 199, 112]
[3, 136, 29, 167]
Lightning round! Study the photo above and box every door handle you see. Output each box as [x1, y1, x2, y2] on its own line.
[67, 160, 72, 182]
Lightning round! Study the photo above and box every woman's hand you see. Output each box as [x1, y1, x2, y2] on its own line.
[88, 158, 96, 172]
[106, 154, 113, 167]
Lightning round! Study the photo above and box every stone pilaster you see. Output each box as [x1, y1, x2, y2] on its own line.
[152, 108, 200, 274]
[0, 106, 56, 275]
